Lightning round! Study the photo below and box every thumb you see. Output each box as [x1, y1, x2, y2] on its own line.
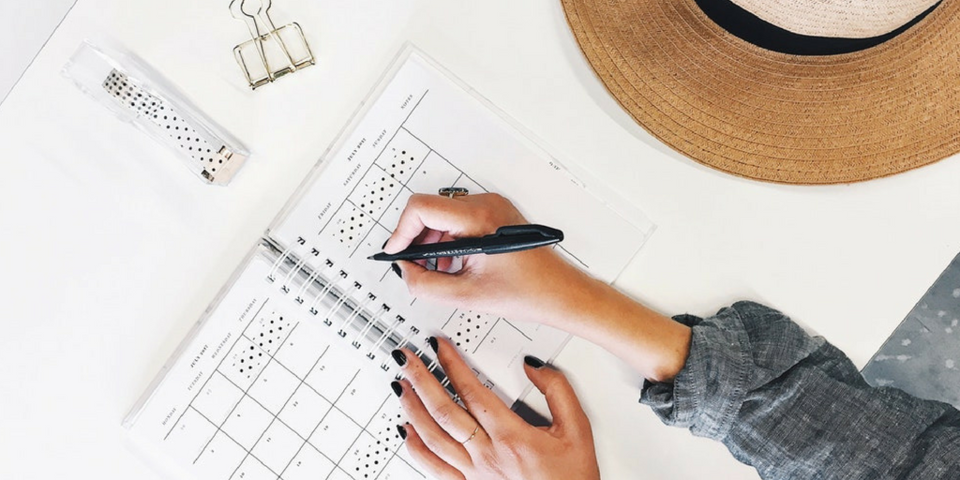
[523, 356, 591, 437]
[395, 260, 472, 305]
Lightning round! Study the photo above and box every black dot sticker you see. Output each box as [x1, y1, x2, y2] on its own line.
[446, 311, 495, 352]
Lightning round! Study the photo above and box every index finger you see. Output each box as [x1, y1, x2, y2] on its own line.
[384, 195, 486, 254]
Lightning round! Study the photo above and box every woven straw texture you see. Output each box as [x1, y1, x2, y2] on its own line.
[561, 0, 960, 184]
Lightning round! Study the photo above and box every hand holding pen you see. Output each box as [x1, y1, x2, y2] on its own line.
[371, 188, 562, 264]
[375, 192, 590, 326]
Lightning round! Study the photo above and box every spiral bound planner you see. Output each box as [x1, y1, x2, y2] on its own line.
[123, 45, 655, 480]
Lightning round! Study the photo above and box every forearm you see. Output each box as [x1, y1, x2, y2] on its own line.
[541, 268, 691, 383]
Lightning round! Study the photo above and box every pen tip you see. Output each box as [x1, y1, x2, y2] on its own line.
[366, 255, 376, 260]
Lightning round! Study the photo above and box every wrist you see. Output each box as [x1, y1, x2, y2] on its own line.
[535, 268, 692, 382]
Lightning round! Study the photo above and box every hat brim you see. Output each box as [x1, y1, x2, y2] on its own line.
[561, 0, 960, 184]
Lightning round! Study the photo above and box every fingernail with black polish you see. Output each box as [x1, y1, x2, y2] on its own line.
[524, 355, 545, 369]
[392, 349, 407, 366]
[427, 336, 439, 353]
[391, 262, 402, 279]
[396, 424, 407, 440]
[382, 239, 389, 249]
[390, 380, 403, 397]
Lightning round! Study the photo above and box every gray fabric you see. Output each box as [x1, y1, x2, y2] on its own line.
[641, 301, 960, 479]
[861, 252, 960, 409]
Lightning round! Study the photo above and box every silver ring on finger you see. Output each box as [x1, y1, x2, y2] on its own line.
[439, 187, 469, 199]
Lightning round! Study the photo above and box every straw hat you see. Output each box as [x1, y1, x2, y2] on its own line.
[561, 0, 958, 184]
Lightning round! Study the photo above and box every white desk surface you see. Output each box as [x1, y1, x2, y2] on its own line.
[2, 1, 959, 479]
[0, 0, 76, 105]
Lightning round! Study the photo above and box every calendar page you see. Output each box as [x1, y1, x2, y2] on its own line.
[126, 246, 427, 480]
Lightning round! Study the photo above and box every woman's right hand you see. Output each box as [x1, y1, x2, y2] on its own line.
[386, 192, 691, 383]
[384, 193, 601, 328]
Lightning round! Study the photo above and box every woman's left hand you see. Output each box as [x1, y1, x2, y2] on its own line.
[390, 337, 601, 480]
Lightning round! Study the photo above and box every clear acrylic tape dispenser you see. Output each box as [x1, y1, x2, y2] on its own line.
[63, 41, 249, 185]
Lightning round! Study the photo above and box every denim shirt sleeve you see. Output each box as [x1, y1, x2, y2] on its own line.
[641, 301, 960, 479]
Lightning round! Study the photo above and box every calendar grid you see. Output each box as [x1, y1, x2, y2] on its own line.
[164, 298, 272, 441]
[313, 91, 429, 243]
[347, 158, 430, 260]
[199, 312, 299, 468]
[284, 365, 359, 479]
[346, 122, 491, 262]
[395, 126, 488, 194]
[166, 298, 424, 480]
[328, 395, 389, 480]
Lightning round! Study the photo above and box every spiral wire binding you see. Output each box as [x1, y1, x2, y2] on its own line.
[354, 304, 388, 348]
[279, 255, 308, 294]
[266, 241, 296, 283]
[338, 293, 375, 337]
[293, 259, 333, 304]
[307, 270, 345, 316]
[368, 315, 403, 359]
[262, 239, 456, 397]
[322, 281, 360, 327]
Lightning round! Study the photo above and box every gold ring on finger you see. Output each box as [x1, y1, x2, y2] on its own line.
[460, 424, 481, 445]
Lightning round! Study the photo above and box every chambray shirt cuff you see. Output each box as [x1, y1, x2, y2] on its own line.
[640, 301, 823, 442]
[639, 301, 960, 478]
[641, 306, 749, 440]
